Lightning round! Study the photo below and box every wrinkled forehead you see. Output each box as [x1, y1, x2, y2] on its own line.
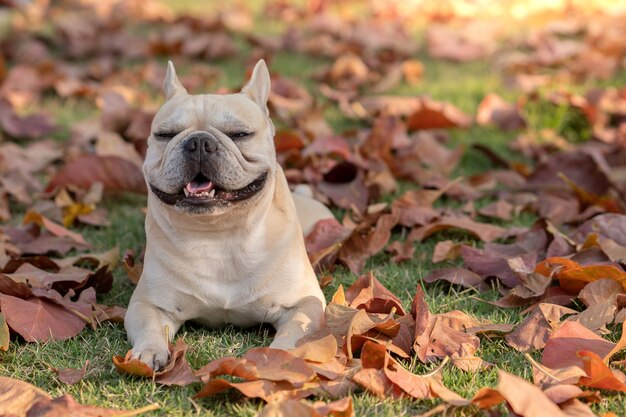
[152, 94, 265, 132]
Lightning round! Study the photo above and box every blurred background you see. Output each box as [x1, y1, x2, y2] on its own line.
[0, 0, 625, 231]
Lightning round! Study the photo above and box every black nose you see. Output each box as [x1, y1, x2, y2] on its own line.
[183, 132, 218, 158]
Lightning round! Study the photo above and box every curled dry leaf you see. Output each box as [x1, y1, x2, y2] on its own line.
[496, 370, 570, 417]
[344, 272, 405, 315]
[406, 97, 472, 131]
[505, 303, 577, 352]
[409, 216, 506, 243]
[195, 347, 316, 385]
[305, 219, 352, 273]
[257, 397, 354, 417]
[422, 267, 488, 291]
[476, 93, 526, 131]
[53, 360, 89, 385]
[431, 240, 462, 263]
[0, 376, 158, 416]
[23, 210, 87, 247]
[194, 379, 314, 402]
[526, 353, 586, 388]
[577, 350, 626, 392]
[122, 249, 143, 285]
[535, 257, 626, 292]
[352, 341, 464, 402]
[0, 376, 51, 417]
[113, 339, 198, 386]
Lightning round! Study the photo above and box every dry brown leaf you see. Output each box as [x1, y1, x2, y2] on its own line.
[113, 339, 198, 386]
[0, 294, 88, 342]
[258, 397, 354, 417]
[505, 303, 577, 352]
[53, 360, 89, 385]
[496, 370, 569, 417]
[46, 155, 147, 194]
[409, 216, 506, 243]
[344, 272, 405, 315]
[195, 347, 316, 385]
[542, 321, 616, 369]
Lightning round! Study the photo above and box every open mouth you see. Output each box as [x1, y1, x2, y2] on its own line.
[150, 171, 268, 208]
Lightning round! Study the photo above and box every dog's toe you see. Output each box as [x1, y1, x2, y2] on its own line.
[132, 348, 170, 371]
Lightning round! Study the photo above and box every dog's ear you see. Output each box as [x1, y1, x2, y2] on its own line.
[163, 60, 187, 100]
[241, 59, 270, 114]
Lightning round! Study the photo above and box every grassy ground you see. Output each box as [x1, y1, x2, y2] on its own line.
[2, 3, 626, 416]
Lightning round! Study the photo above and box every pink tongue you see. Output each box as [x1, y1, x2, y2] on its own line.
[186, 180, 213, 194]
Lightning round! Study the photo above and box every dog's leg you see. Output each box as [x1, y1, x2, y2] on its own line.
[124, 301, 183, 370]
[270, 296, 325, 350]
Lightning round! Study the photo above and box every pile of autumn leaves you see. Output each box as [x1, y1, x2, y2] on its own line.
[107, 270, 626, 417]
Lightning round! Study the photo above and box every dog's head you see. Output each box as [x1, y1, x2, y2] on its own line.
[144, 60, 275, 215]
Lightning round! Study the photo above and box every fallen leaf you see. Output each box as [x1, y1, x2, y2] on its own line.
[406, 97, 472, 131]
[22, 393, 158, 417]
[506, 303, 577, 352]
[409, 216, 506, 243]
[578, 278, 624, 307]
[46, 155, 147, 194]
[0, 376, 51, 416]
[338, 213, 398, 274]
[344, 272, 405, 315]
[526, 353, 586, 388]
[0, 294, 88, 342]
[305, 219, 352, 272]
[0, 98, 56, 140]
[431, 240, 462, 263]
[0, 376, 158, 416]
[22, 210, 87, 247]
[496, 370, 569, 417]
[478, 200, 514, 221]
[113, 339, 198, 386]
[542, 321, 615, 369]
[195, 347, 316, 385]
[476, 94, 526, 131]
[422, 267, 488, 291]
[257, 397, 354, 417]
[577, 351, 626, 392]
[386, 240, 415, 263]
[0, 313, 9, 351]
[53, 360, 89, 385]
[194, 378, 313, 402]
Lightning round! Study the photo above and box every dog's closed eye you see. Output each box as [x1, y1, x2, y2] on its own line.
[154, 131, 179, 141]
[228, 131, 253, 140]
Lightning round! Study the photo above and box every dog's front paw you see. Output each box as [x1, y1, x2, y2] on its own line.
[269, 338, 296, 351]
[131, 346, 170, 371]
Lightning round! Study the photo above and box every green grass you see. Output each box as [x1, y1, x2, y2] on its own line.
[2, 2, 626, 416]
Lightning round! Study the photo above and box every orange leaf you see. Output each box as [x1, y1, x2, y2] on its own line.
[112, 353, 154, 378]
[534, 257, 580, 278]
[577, 351, 626, 392]
[560, 265, 626, 292]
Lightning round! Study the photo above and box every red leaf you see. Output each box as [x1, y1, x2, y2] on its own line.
[542, 321, 615, 369]
[406, 97, 471, 130]
[54, 360, 89, 385]
[46, 155, 147, 194]
[0, 295, 87, 342]
[344, 272, 405, 315]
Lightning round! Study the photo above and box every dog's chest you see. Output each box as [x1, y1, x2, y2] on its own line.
[172, 236, 280, 324]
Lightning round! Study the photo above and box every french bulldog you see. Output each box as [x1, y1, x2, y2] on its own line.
[124, 60, 333, 370]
